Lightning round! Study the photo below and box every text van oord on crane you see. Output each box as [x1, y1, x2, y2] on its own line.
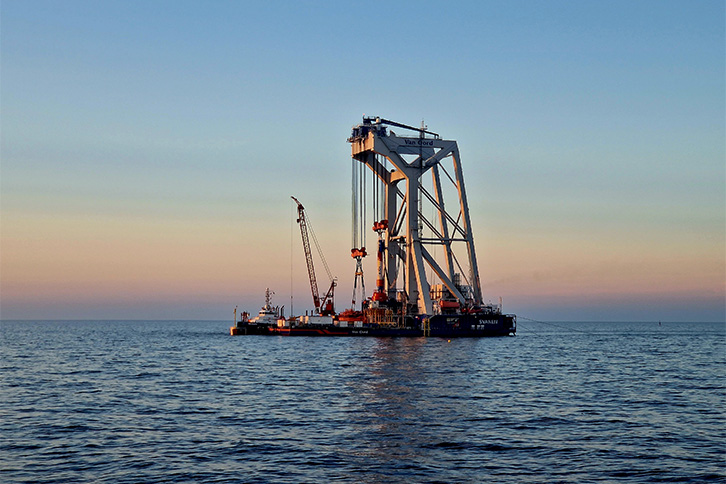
[403, 139, 435, 146]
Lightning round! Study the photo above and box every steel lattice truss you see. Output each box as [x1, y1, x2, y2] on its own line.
[349, 117, 482, 315]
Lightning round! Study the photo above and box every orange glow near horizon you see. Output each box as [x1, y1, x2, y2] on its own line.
[479, 232, 724, 299]
[1, 211, 294, 312]
[2, 208, 723, 320]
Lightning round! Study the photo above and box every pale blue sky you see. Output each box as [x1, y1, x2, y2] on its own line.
[2, 0, 724, 321]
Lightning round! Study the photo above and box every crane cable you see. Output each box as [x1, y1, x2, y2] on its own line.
[351, 158, 358, 249]
[306, 214, 333, 283]
[361, 160, 366, 248]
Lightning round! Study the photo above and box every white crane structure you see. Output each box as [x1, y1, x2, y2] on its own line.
[348, 117, 483, 316]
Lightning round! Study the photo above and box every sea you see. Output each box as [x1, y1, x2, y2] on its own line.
[1, 320, 724, 483]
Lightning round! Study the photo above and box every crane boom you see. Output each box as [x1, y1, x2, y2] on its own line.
[292, 196, 321, 313]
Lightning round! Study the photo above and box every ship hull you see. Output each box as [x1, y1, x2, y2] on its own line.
[229, 323, 274, 335]
[230, 313, 515, 337]
[428, 313, 516, 337]
[273, 326, 422, 337]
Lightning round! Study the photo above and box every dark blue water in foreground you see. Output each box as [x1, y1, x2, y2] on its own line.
[1, 320, 724, 483]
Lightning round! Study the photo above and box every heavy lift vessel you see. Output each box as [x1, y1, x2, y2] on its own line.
[231, 117, 516, 337]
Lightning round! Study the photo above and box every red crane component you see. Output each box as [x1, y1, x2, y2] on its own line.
[372, 219, 388, 232]
[291, 196, 335, 315]
[371, 221, 388, 302]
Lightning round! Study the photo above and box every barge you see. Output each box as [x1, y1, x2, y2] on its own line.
[231, 289, 516, 337]
[231, 117, 517, 338]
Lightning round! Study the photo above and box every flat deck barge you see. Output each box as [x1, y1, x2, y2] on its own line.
[231, 305, 515, 337]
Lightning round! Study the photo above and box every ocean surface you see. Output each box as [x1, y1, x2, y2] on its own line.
[1, 320, 724, 483]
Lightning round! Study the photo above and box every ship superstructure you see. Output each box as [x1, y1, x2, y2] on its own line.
[230, 288, 281, 335]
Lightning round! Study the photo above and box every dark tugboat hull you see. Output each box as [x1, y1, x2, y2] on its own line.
[229, 323, 274, 335]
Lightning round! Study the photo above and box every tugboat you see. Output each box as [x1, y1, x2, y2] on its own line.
[230, 288, 279, 335]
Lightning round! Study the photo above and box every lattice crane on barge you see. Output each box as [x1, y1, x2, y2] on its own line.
[230, 117, 516, 337]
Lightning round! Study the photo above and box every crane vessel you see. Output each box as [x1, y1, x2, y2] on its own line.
[231, 117, 516, 337]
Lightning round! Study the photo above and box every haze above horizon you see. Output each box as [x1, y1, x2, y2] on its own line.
[1, 0, 724, 322]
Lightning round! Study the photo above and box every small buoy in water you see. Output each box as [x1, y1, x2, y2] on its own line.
[448, 339, 451, 343]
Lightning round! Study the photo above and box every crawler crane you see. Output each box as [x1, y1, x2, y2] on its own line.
[291, 196, 336, 316]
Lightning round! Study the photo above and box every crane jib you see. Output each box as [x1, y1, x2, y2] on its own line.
[291, 196, 335, 316]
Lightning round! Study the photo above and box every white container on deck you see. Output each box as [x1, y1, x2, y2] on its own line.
[302, 315, 334, 325]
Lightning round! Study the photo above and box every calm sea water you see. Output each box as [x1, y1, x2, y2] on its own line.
[1, 320, 724, 483]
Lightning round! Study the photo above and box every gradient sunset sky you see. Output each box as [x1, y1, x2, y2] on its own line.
[2, 0, 724, 321]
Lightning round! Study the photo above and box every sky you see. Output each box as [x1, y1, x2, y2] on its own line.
[1, 0, 724, 322]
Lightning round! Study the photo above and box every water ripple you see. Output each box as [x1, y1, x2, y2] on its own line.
[1, 320, 724, 483]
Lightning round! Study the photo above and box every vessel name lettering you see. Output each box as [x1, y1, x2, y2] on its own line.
[403, 139, 434, 146]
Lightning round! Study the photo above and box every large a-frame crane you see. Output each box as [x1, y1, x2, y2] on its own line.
[291, 196, 336, 316]
[348, 117, 483, 315]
